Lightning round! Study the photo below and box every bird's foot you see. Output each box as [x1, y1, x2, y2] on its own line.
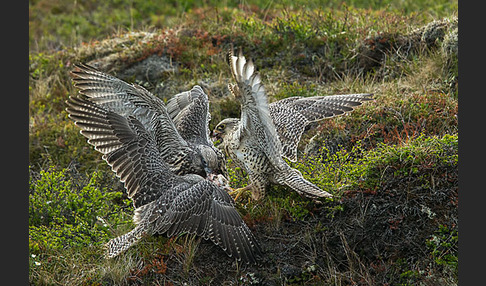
[228, 185, 252, 201]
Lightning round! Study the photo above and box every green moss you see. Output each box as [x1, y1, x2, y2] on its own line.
[267, 189, 313, 221]
[426, 224, 458, 269]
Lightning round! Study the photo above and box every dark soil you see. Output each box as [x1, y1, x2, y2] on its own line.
[122, 159, 458, 285]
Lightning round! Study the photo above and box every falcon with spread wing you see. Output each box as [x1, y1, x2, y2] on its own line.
[70, 63, 226, 179]
[66, 95, 262, 263]
[166, 85, 228, 181]
[213, 49, 373, 200]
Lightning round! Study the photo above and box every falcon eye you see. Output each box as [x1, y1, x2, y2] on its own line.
[217, 124, 225, 130]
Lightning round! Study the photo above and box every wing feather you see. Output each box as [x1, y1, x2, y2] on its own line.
[270, 93, 374, 161]
[67, 96, 261, 263]
[166, 85, 212, 146]
[70, 63, 209, 177]
[66, 95, 177, 207]
[153, 180, 262, 263]
[70, 63, 166, 121]
[166, 85, 228, 177]
[228, 49, 286, 170]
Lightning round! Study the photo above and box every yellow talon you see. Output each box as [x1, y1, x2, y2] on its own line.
[228, 185, 252, 201]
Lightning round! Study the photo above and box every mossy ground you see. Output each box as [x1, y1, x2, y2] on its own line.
[29, 1, 457, 285]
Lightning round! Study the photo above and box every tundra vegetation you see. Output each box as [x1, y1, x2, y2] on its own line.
[29, 0, 457, 285]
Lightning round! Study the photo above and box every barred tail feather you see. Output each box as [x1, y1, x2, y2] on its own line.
[277, 168, 333, 199]
[104, 224, 147, 258]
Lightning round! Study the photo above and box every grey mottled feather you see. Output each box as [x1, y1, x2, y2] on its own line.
[166, 86, 228, 176]
[228, 49, 286, 171]
[66, 95, 181, 207]
[269, 93, 374, 161]
[70, 63, 222, 178]
[66, 96, 262, 263]
[70, 63, 165, 127]
[213, 49, 334, 199]
[166, 85, 211, 145]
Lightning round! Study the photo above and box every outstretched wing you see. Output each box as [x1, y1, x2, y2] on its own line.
[66, 95, 182, 207]
[70, 63, 166, 128]
[70, 63, 206, 177]
[228, 49, 286, 170]
[270, 93, 374, 161]
[166, 85, 213, 147]
[166, 85, 228, 176]
[153, 179, 262, 263]
[67, 96, 261, 263]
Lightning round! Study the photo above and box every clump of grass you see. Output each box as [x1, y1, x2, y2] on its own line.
[176, 234, 202, 275]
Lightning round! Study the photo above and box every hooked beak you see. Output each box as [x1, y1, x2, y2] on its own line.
[204, 165, 213, 177]
[211, 129, 222, 142]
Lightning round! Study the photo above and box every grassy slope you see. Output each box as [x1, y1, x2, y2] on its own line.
[29, 0, 458, 285]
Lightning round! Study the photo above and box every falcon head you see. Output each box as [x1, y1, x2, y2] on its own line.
[212, 118, 240, 142]
[198, 145, 229, 179]
[172, 148, 212, 179]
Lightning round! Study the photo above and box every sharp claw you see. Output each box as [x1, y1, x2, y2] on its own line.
[228, 186, 251, 201]
[228, 188, 238, 196]
[233, 189, 244, 201]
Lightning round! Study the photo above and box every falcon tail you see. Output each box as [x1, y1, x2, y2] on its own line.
[104, 223, 147, 258]
[276, 168, 333, 199]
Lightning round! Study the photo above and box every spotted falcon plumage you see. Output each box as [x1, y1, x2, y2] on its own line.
[70, 63, 226, 179]
[166, 85, 228, 181]
[65, 95, 262, 263]
[213, 49, 373, 200]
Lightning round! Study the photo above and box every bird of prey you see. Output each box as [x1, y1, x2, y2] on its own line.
[166, 85, 228, 180]
[70, 63, 226, 179]
[213, 49, 373, 200]
[65, 95, 262, 263]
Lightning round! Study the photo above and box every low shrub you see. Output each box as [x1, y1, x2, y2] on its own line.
[29, 166, 132, 254]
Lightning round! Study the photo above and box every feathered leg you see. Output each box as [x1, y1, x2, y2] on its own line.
[229, 172, 267, 201]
